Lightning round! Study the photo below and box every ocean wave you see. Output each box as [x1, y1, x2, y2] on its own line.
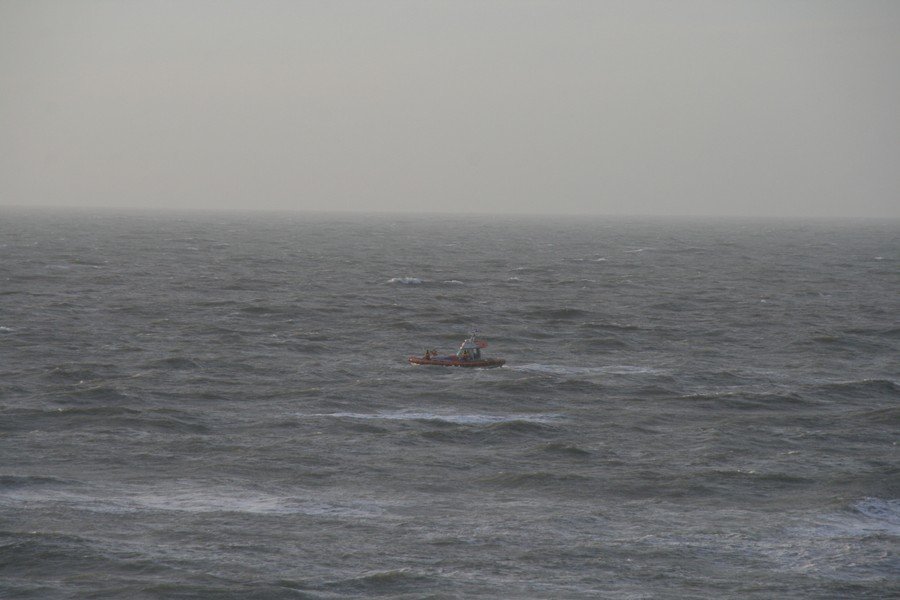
[144, 356, 203, 370]
[569, 337, 632, 351]
[842, 405, 900, 425]
[525, 307, 589, 320]
[851, 497, 900, 532]
[284, 341, 329, 354]
[125, 491, 384, 517]
[0, 531, 106, 575]
[677, 390, 812, 409]
[803, 333, 893, 354]
[845, 325, 900, 339]
[47, 364, 118, 382]
[532, 442, 592, 457]
[787, 497, 900, 540]
[764, 497, 900, 582]
[577, 321, 643, 332]
[326, 569, 434, 594]
[479, 471, 592, 490]
[814, 379, 898, 400]
[387, 277, 423, 285]
[3, 406, 209, 434]
[704, 469, 814, 486]
[485, 419, 560, 434]
[42, 406, 143, 417]
[64, 384, 132, 403]
[2, 486, 387, 518]
[306, 411, 561, 426]
[478, 375, 567, 394]
[0, 474, 74, 489]
[511, 265, 549, 274]
[238, 304, 283, 314]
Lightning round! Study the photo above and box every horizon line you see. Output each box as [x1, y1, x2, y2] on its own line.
[2, 203, 898, 223]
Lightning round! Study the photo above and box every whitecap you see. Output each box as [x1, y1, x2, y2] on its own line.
[442, 280, 464, 285]
[388, 277, 423, 285]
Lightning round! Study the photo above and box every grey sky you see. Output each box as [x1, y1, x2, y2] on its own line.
[2, 0, 898, 217]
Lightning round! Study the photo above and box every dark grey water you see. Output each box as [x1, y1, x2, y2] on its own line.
[1, 209, 898, 599]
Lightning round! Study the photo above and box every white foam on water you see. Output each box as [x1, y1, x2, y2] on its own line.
[128, 490, 386, 518]
[512, 363, 665, 377]
[388, 277, 423, 285]
[0, 488, 147, 515]
[442, 280, 464, 285]
[818, 497, 900, 537]
[855, 497, 900, 523]
[2, 486, 387, 518]
[308, 411, 562, 425]
[627, 500, 899, 584]
[760, 498, 900, 582]
[129, 490, 290, 514]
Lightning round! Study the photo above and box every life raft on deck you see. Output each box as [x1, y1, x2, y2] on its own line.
[408, 356, 505, 368]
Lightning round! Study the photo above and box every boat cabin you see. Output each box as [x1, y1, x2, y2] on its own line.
[456, 334, 483, 360]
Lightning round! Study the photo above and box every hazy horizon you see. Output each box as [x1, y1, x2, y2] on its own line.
[2, 0, 899, 219]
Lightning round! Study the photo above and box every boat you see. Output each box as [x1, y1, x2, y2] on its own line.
[408, 332, 506, 368]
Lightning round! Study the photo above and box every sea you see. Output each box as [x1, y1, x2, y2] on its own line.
[1, 208, 897, 599]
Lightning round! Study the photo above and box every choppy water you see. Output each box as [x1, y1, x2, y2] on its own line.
[1, 209, 898, 599]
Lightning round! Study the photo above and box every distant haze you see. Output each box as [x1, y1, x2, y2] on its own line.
[2, 0, 898, 218]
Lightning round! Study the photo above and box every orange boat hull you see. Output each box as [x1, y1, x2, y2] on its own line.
[408, 356, 505, 368]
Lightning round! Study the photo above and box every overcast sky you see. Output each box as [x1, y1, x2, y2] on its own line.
[2, 0, 898, 217]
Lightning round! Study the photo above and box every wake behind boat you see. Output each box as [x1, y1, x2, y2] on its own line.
[409, 332, 506, 368]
